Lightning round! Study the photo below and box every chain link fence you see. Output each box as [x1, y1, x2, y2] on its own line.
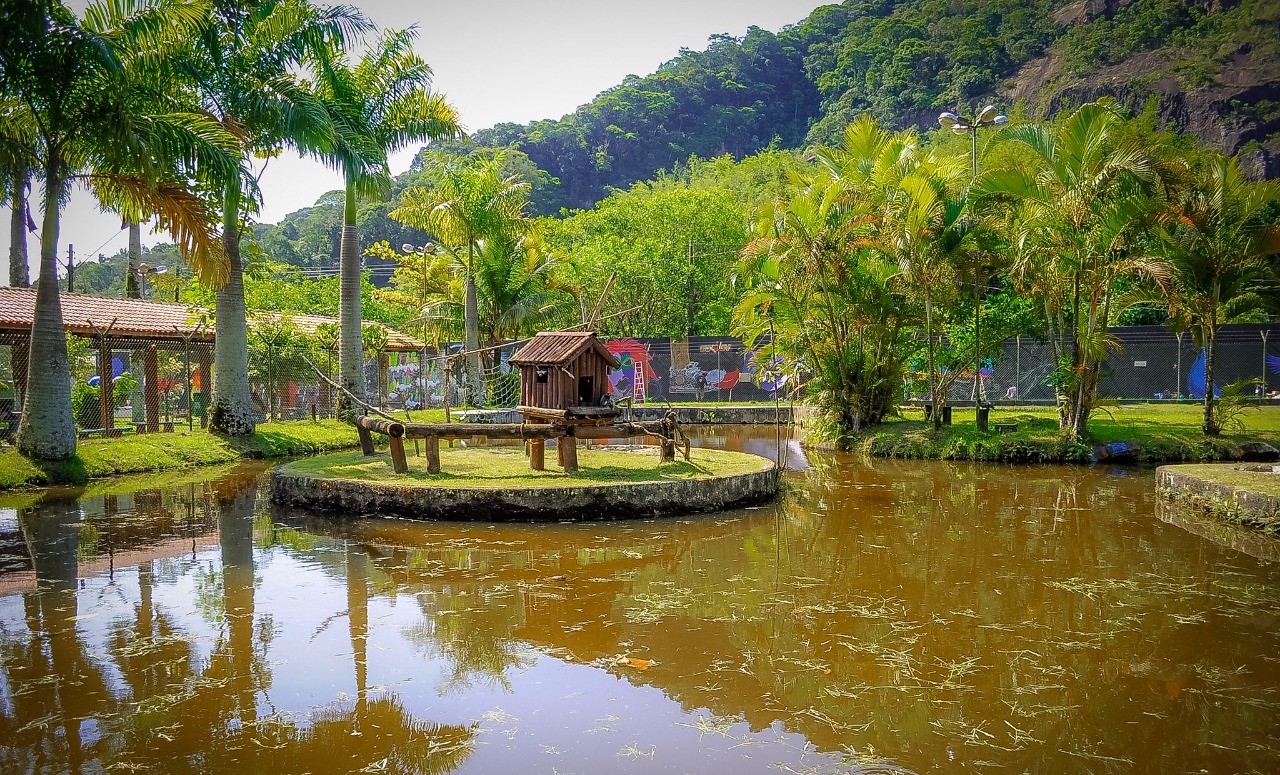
[934, 324, 1280, 405]
[5, 324, 1278, 441]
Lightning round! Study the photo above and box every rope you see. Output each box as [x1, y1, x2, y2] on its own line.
[298, 353, 403, 424]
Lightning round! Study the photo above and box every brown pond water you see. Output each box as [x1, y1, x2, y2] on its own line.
[1, 427, 1278, 774]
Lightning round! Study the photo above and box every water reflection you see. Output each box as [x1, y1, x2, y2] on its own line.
[1, 437, 1278, 774]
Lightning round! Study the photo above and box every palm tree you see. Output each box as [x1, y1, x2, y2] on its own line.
[310, 27, 461, 418]
[391, 153, 531, 406]
[979, 101, 1167, 439]
[1159, 154, 1280, 434]
[176, 0, 370, 436]
[882, 156, 969, 429]
[0, 0, 234, 460]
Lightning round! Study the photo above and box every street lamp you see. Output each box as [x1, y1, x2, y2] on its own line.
[939, 105, 1007, 429]
[939, 105, 1008, 180]
[137, 262, 167, 300]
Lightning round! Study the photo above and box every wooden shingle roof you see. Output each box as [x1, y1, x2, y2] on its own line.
[0, 286, 423, 351]
[509, 332, 620, 368]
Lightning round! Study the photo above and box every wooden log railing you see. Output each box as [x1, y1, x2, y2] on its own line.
[354, 414, 686, 476]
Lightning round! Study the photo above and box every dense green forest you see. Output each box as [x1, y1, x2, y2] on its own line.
[247, 0, 1279, 268]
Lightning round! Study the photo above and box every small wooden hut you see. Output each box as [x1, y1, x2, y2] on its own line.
[510, 332, 620, 422]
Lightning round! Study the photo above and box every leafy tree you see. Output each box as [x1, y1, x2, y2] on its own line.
[310, 26, 460, 416]
[0, 0, 233, 459]
[174, 0, 370, 436]
[391, 153, 530, 405]
[980, 101, 1170, 439]
[544, 182, 750, 337]
[1158, 153, 1280, 434]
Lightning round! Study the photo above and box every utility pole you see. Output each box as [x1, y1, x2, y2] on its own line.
[64, 244, 75, 293]
[686, 237, 696, 337]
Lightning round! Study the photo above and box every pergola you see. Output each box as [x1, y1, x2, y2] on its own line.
[0, 287, 422, 435]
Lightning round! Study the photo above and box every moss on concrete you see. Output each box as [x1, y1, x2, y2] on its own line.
[1157, 464, 1280, 534]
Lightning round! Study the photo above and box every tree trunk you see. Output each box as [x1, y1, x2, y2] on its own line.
[209, 183, 256, 436]
[464, 269, 484, 406]
[925, 291, 941, 430]
[16, 160, 76, 460]
[337, 183, 364, 419]
[8, 168, 30, 287]
[1203, 321, 1219, 436]
[125, 221, 142, 298]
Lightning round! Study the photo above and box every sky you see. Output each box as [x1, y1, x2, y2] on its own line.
[1, 0, 828, 284]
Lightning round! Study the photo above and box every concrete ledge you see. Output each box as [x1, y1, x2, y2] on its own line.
[1156, 464, 1280, 534]
[270, 449, 779, 522]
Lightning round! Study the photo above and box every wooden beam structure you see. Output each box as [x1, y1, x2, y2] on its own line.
[353, 414, 687, 476]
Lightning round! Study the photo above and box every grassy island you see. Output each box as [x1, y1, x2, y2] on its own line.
[280, 445, 772, 487]
[271, 445, 779, 521]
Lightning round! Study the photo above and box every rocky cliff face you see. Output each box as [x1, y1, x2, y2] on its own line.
[1003, 1, 1279, 178]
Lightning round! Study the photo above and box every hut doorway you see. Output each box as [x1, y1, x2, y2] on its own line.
[578, 375, 594, 405]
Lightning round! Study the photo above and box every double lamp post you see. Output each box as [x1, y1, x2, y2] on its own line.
[938, 105, 1007, 430]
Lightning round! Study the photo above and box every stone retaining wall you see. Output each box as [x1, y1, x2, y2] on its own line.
[1156, 465, 1280, 533]
[271, 463, 779, 522]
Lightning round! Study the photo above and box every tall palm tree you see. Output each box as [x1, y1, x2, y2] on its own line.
[979, 101, 1168, 439]
[0, 0, 234, 460]
[169, 0, 369, 436]
[310, 28, 461, 417]
[392, 154, 530, 406]
[1159, 154, 1280, 434]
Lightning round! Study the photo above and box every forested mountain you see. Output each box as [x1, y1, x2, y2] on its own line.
[254, 0, 1280, 263]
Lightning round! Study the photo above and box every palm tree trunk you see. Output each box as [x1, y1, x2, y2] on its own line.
[925, 291, 941, 431]
[124, 221, 142, 298]
[16, 159, 76, 460]
[464, 247, 483, 406]
[1203, 320, 1219, 436]
[210, 183, 256, 436]
[8, 168, 30, 287]
[337, 183, 364, 418]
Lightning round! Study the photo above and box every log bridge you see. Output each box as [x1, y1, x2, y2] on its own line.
[355, 410, 689, 476]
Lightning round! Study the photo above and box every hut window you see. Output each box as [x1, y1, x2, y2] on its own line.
[535, 367, 548, 384]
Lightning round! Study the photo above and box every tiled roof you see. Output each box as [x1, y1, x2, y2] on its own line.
[0, 286, 422, 351]
[509, 332, 620, 368]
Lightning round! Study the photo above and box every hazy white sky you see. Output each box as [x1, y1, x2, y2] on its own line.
[2, 0, 827, 282]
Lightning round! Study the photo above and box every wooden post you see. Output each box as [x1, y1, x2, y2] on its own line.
[660, 438, 675, 463]
[561, 434, 578, 473]
[388, 435, 408, 474]
[530, 438, 545, 471]
[357, 423, 375, 455]
[198, 345, 212, 428]
[426, 435, 441, 474]
[144, 345, 160, 433]
[98, 337, 112, 431]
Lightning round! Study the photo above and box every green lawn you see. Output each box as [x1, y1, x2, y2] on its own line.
[1161, 463, 1280, 497]
[281, 445, 772, 488]
[861, 403, 1280, 464]
[0, 419, 360, 490]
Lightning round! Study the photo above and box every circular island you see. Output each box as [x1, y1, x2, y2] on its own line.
[270, 445, 779, 521]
